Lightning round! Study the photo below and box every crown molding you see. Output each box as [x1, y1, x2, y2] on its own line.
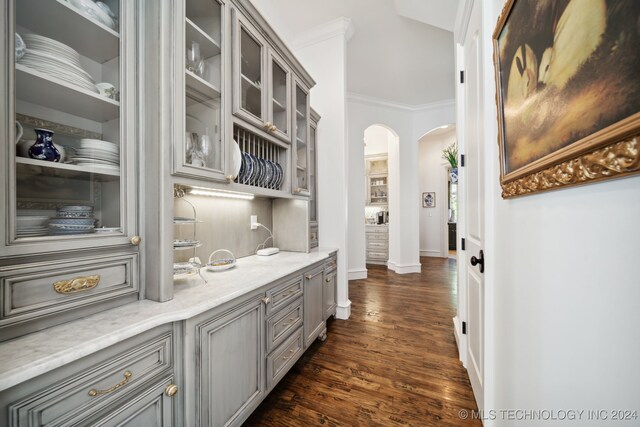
[292, 17, 355, 51]
[454, 0, 474, 44]
[347, 92, 455, 112]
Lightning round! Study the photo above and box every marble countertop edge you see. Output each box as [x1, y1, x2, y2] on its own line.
[0, 249, 337, 391]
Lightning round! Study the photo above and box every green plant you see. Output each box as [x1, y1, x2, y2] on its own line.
[442, 141, 458, 168]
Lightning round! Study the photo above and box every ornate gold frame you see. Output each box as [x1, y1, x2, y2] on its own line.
[492, 0, 640, 198]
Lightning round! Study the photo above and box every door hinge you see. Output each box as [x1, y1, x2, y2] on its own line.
[460, 70, 464, 84]
[461, 238, 466, 251]
[460, 154, 466, 167]
[462, 321, 467, 334]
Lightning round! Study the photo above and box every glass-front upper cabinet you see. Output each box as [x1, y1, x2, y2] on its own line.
[176, 0, 226, 181]
[267, 51, 291, 143]
[309, 109, 320, 225]
[3, 0, 138, 256]
[232, 11, 293, 143]
[292, 81, 310, 196]
[232, 13, 267, 131]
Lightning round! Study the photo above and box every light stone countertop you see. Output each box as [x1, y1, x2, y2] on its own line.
[0, 249, 337, 392]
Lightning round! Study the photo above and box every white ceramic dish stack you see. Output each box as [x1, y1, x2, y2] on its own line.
[16, 215, 49, 237]
[71, 138, 120, 173]
[19, 34, 97, 93]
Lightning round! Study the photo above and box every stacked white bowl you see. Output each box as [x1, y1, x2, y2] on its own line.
[16, 216, 49, 237]
[49, 205, 96, 235]
[72, 139, 120, 173]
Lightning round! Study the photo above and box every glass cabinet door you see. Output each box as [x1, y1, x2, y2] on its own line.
[6, 0, 136, 255]
[268, 52, 291, 143]
[233, 14, 268, 131]
[293, 82, 310, 195]
[177, 0, 225, 180]
[309, 117, 318, 223]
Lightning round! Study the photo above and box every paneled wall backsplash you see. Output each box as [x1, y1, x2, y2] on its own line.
[174, 196, 273, 262]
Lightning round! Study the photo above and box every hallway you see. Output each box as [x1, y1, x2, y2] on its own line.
[245, 258, 480, 426]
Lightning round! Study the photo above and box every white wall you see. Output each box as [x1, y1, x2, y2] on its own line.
[418, 129, 455, 257]
[347, 97, 456, 276]
[364, 125, 390, 155]
[474, 0, 640, 424]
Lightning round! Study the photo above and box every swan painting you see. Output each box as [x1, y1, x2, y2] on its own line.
[494, 0, 640, 176]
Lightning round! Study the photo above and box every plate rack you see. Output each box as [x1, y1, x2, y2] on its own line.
[233, 124, 287, 190]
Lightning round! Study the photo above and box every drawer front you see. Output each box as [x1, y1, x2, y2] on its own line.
[266, 298, 303, 353]
[266, 276, 303, 316]
[324, 254, 337, 271]
[367, 251, 388, 260]
[367, 241, 388, 250]
[309, 225, 319, 249]
[7, 328, 173, 427]
[366, 227, 388, 234]
[366, 233, 388, 242]
[0, 253, 140, 342]
[266, 327, 303, 390]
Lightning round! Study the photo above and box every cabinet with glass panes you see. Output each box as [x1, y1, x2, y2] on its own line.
[292, 79, 310, 196]
[175, 0, 227, 181]
[0, 0, 141, 342]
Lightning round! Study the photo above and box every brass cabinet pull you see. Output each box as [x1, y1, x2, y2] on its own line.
[282, 349, 296, 360]
[165, 384, 178, 397]
[305, 270, 322, 281]
[294, 187, 301, 193]
[53, 275, 100, 294]
[262, 296, 270, 305]
[325, 276, 332, 283]
[130, 236, 142, 245]
[269, 124, 277, 132]
[226, 175, 235, 182]
[264, 121, 272, 130]
[88, 371, 132, 397]
[282, 317, 297, 327]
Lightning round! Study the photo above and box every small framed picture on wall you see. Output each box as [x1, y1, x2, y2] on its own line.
[422, 192, 435, 208]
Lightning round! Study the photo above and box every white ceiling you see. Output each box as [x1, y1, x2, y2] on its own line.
[252, 0, 457, 106]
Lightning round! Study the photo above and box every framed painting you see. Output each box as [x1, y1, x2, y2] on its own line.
[493, 0, 640, 198]
[422, 192, 435, 208]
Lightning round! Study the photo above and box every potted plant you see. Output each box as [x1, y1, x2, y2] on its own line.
[442, 141, 458, 183]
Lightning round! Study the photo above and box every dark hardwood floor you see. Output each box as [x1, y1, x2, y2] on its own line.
[245, 257, 480, 426]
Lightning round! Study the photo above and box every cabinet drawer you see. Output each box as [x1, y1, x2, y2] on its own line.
[5, 326, 173, 427]
[0, 252, 140, 342]
[266, 297, 302, 353]
[366, 233, 388, 242]
[324, 254, 337, 271]
[367, 251, 388, 260]
[366, 227, 388, 234]
[265, 276, 303, 316]
[367, 241, 388, 250]
[266, 327, 303, 390]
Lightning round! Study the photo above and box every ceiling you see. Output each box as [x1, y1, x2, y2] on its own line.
[253, 0, 458, 106]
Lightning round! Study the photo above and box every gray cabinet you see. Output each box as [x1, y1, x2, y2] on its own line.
[185, 294, 265, 427]
[366, 225, 389, 265]
[0, 324, 179, 426]
[323, 257, 337, 320]
[292, 79, 311, 196]
[309, 108, 320, 248]
[303, 264, 326, 348]
[1, 0, 142, 341]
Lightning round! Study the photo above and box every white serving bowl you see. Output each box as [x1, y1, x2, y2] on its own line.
[16, 216, 50, 228]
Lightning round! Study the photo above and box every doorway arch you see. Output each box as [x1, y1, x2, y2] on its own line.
[363, 124, 400, 271]
[417, 123, 457, 259]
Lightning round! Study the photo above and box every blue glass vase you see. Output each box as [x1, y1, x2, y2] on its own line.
[28, 128, 61, 162]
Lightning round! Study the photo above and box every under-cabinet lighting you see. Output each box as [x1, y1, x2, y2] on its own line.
[189, 188, 255, 200]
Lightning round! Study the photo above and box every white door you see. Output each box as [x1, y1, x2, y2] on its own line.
[462, 0, 485, 410]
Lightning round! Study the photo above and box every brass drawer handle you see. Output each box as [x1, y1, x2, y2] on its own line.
[130, 236, 142, 245]
[264, 121, 272, 130]
[282, 349, 296, 360]
[325, 276, 332, 283]
[305, 270, 322, 281]
[165, 384, 178, 397]
[262, 296, 271, 305]
[53, 275, 100, 294]
[88, 371, 132, 397]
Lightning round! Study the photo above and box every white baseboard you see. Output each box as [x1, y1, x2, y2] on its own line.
[348, 269, 367, 280]
[336, 300, 351, 319]
[420, 249, 443, 257]
[387, 261, 421, 274]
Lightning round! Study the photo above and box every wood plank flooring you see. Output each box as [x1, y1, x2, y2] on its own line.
[244, 257, 480, 426]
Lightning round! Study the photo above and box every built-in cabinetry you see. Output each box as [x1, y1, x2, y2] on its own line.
[0, 0, 142, 341]
[366, 225, 389, 265]
[366, 154, 388, 205]
[309, 108, 320, 248]
[0, 324, 180, 426]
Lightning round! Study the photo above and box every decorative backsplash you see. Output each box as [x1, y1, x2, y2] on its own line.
[174, 196, 273, 262]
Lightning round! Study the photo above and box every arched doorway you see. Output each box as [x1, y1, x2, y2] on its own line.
[417, 124, 457, 259]
[363, 124, 399, 270]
